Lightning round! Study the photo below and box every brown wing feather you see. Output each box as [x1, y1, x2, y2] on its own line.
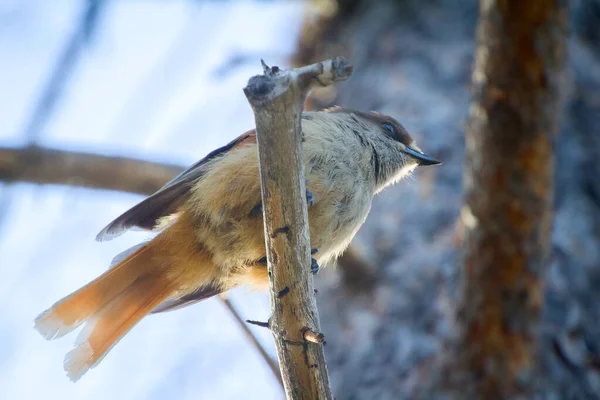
[96, 130, 257, 242]
[150, 284, 223, 314]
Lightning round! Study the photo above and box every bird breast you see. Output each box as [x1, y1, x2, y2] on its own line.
[186, 124, 374, 269]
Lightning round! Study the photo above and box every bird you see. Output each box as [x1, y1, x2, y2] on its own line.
[34, 106, 440, 381]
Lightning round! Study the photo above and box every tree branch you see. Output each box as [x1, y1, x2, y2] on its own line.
[0, 145, 181, 196]
[243, 57, 352, 399]
[219, 296, 283, 388]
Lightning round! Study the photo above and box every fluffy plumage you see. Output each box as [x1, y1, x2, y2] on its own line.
[34, 108, 439, 380]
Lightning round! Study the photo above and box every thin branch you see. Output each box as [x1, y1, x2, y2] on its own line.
[0, 142, 364, 260]
[243, 56, 352, 399]
[220, 296, 283, 388]
[247, 319, 271, 329]
[21, 0, 105, 143]
[0, 146, 182, 196]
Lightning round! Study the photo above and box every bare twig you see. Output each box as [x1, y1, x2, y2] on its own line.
[220, 296, 283, 388]
[0, 146, 181, 196]
[0, 144, 363, 293]
[247, 319, 271, 329]
[243, 56, 352, 399]
[21, 1, 105, 143]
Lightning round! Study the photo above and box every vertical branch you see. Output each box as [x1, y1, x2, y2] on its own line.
[243, 57, 352, 399]
[452, 0, 567, 397]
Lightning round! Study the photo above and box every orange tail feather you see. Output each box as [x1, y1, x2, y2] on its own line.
[34, 241, 175, 381]
[63, 275, 173, 381]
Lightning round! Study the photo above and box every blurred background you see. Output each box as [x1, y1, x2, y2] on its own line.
[1, 0, 599, 399]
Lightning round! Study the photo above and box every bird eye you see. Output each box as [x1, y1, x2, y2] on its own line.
[382, 122, 395, 136]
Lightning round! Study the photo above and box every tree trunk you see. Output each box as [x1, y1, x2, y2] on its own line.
[451, 1, 567, 397]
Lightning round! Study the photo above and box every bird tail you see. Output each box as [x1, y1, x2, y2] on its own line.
[34, 241, 175, 381]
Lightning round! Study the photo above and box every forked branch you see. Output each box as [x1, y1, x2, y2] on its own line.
[243, 56, 352, 399]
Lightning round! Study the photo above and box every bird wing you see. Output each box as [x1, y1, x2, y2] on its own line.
[95, 129, 257, 241]
[150, 284, 223, 314]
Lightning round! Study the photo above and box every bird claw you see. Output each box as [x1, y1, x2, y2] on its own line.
[311, 258, 320, 274]
[306, 189, 314, 207]
[310, 248, 319, 273]
[249, 203, 263, 218]
[305, 179, 314, 207]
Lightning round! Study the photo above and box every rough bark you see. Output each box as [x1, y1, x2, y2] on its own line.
[243, 57, 352, 399]
[451, 1, 567, 397]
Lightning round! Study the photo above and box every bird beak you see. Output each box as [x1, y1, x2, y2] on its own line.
[403, 146, 441, 166]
